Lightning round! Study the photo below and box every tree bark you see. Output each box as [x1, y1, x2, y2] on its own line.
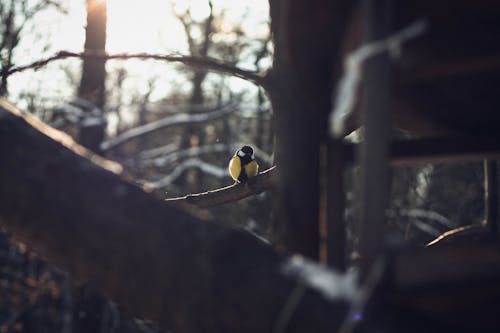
[78, 0, 107, 152]
[0, 98, 351, 333]
[268, 0, 355, 259]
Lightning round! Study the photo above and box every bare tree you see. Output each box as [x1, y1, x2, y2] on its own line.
[0, 0, 65, 96]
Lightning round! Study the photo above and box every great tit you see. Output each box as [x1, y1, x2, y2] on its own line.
[228, 145, 259, 183]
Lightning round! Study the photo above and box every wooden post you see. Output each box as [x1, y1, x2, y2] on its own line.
[324, 139, 347, 270]
[358, 0, 393, 280]
[484, 159, 499, 235]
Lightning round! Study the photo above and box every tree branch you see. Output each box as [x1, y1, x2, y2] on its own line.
[146, 158, 227, 189]
[5, 50, 268, 87]
[165, 166, 276, 208]
[100, 102, 236, 152]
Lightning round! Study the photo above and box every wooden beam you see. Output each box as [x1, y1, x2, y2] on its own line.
[357, 0, 393, 279]
[341, 138, 500, 166]
[394, 241, 500, 289]
[384, 240, 500, 331]
[485, 160, 499, 236]
[399, 54, 500, 84]
[325, 139, 347, 270]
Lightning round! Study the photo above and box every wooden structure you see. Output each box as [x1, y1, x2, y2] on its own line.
[328, 0, 500, 331]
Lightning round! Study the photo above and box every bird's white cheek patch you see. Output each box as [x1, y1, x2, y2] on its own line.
[237, 151, 245, 157]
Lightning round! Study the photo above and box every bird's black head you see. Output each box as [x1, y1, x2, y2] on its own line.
[241, 146, 253, 155]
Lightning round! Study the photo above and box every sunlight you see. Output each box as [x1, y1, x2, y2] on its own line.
[106, 0, 187, 54]
[172, 0, 212, 21]
[8, 0, 269, 112]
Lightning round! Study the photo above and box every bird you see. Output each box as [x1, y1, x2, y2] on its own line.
[228, 145, 259, 183]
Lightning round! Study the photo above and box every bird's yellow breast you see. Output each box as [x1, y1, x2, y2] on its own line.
[244, 160, 259, 178]
[228, 156, 242, 181]
[228, 156, 259, 182]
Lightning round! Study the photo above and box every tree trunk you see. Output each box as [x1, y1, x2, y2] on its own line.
[268, 0, 355, 259]
[0, 98, 351, 333]
[78, 0, 107, 152]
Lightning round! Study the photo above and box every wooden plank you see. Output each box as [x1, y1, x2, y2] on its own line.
[485, 160, 499, 235]
[393, 241, 500, 290]
[384, 241, 500, 331]
[341, 138, 500, 166]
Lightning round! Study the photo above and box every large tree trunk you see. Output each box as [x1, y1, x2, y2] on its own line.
[0, 98, 352, 333]
[268, 0, 355, 259]
[78, 0, 107, 152]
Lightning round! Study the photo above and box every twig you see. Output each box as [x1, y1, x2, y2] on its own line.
[425, 224, 485, 247]
[165, 166, 276, 208]
[5, 50, 268, 87]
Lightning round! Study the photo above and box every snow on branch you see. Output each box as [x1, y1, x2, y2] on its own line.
[399, 208, 454, 229]
[100, 103, 235, 152]
[141, 143, 229, 167]
[165, 166, 276, 208]
[145, 158, 228, 189]
[140, 142, 274, 168]
[137, 142, 179, 161]
[5, 50, 267, 87]
[329, 19, 428, 137]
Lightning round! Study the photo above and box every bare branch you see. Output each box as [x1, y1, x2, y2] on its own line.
[137, 142, 179, 160]
[100, 103, 236, 152]
[165, 166, 276, 208]
[146, 158, 227, 189]
[140, 143, 230, 167]
[6, 50, 267, 87]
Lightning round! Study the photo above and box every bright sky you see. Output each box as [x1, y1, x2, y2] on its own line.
[9, 0, 270, 111]
[107, 0, 269, 53]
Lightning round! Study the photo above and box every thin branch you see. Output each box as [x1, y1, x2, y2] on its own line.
[137, 142, 179, 161]
[100, 102, 236, 152]
[426, 224, 486, 247]
[165, 166, 276, 208]
[146, 157, 227, 189]
[141, 143, 229, 167]
[399, 208, 454, 229]
[5, 50, 267, 87]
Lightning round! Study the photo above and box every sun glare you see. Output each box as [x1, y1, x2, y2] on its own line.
[106, 0, 186, 54]
[106, 0, 254, 55]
